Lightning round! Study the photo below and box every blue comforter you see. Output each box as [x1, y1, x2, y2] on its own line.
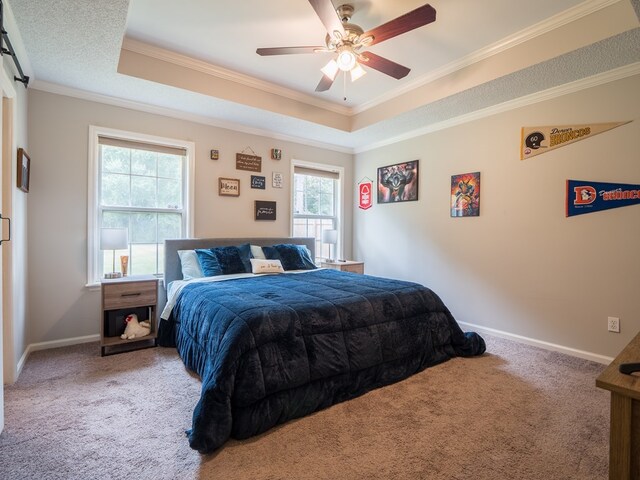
[159, 269, 485, 453]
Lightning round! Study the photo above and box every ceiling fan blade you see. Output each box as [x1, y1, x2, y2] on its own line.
[361, 4, 436, 46]
[315, 74, 335, 92]
[256, 46, 326, 56]
[308, 0, 345, 37]
[359, 52, 410, 79]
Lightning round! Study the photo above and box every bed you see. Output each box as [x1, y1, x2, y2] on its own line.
[158, 237, 486, 454]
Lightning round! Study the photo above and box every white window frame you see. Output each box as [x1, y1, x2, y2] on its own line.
[87, 126, 195, 287]
[290, 159, 344, 261]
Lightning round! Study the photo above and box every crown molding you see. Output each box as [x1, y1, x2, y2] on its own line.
[353, 0, 625, 114]
[354, 62, 640, 153]
[30, 79, 354, 154]
[122, 38, 352, 117]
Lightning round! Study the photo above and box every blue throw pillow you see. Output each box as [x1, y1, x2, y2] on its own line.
[236, 243, 253, 272]
[195, 248, 224, 277]
[263, 244, 316, 271]
[196, 245, 253, 276]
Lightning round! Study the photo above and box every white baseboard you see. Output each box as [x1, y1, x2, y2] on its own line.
[16, 334, 101, 379]
[12, 324, 613, 382]
[458, 321, 613, 365]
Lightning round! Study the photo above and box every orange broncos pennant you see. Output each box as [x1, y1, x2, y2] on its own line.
[520, 121, 631, 160]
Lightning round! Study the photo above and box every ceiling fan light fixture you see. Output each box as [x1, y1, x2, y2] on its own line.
[350, 63, 366, 82]
[320, 59, 339, 80]
[336, 48, 356, 71]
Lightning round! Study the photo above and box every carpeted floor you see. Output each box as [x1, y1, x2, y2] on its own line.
[0, 334, 609, 480]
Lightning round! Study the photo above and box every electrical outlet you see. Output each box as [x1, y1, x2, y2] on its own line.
[607, 317, 620, 333]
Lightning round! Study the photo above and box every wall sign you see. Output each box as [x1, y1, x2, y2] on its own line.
[255, 201, 276, 221]
[520, 122, 631, 160]
[218, 177, 240, 197]
[210, 149, 219, 160]
[358, 181, 372, 210]
[271, 148, 282, 160]
[251, 175, 266, 189]
[236, 153, 262, 172]
[566, 179, 640, 217]
[272, 172, 283, 188]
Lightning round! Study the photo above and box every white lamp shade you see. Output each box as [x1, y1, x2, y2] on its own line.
[321, 59, 339, 81]
[322, 229, 338, 244]
[350, 63, 366, 82]
[100, 228, 128, 250]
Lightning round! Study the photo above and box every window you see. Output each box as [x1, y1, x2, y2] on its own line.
[88, 127, 194, 285]
[291, 161, 343, 263]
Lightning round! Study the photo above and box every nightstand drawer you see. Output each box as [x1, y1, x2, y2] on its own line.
[341, 263, 364, 274]
[102, 280, 157, 310]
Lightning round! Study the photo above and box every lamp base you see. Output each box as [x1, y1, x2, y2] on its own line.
[104, 272, 123, 279]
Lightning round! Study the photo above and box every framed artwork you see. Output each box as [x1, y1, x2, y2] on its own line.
[218, 177, 240, 196]
[272, 172, 283, 188]
[210, 149, 219, 160]
[255, 201, 276, 220]
[250, 175, 266, 189]
[377, 160, 418, 203]
[17, 148, 30, 193]
[451, 172, 480, 217]
[271, 148, 282, 160]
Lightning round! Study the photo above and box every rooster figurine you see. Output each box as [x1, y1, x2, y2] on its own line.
[120, 313, 151, 340]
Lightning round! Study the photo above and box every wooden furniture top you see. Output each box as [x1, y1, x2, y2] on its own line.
[596, 331, 640, 401]
[321, 260, 363, 266]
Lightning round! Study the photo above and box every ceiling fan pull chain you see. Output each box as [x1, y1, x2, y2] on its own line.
[343, 71, 347, 101]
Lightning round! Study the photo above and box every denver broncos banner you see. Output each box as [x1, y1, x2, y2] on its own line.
[566, 180, 640, 217]
[520, 122, 630, 160]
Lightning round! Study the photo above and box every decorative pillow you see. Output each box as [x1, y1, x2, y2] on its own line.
[177, 250, 204, 280]
[250, 244, 266, 260]
[250, 258, 285, 274]
[236, 243, 254, 272]
[263, 244, 317, 271]
[196, 245, 252, 276]
[195, 249, 224, 277]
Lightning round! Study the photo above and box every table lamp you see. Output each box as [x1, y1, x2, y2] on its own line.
[322, 229, 338, 262]
[100, 228, 128, 278]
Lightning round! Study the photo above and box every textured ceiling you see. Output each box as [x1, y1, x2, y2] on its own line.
[7, 0, 640, 151]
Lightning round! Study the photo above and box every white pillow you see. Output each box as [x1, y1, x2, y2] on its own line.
[250, 258, 284, 274]
[178, 250, 204, 280]
[250, 245, 266, 259]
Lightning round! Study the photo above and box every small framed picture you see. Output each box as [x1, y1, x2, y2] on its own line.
[251, 175, 266, 189]
[219, 177, 240, 196]
[210, 149, 219, 160]
[255, 201, 276, 220]
[271, 148, 282, 160]
[17, 148, 30, 193]
[272, 172, 283, 188]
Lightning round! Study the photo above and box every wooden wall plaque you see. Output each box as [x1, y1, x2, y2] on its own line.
[236, 153, 262, 172]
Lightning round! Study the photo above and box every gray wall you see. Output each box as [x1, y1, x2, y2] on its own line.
[354, 74, 640, 359]
[26, 89, 353, 344]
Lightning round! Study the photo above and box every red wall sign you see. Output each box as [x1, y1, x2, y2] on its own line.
[358, 181, 372, 210]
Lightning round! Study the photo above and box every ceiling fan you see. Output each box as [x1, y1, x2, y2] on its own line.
[256, 1, 437, 92]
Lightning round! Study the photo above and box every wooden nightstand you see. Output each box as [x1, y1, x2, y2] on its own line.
[320, 260, 364, 274]
[100, 275, 159, 356]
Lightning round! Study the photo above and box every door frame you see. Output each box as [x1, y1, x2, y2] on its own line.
[0, 64, 18, 434]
